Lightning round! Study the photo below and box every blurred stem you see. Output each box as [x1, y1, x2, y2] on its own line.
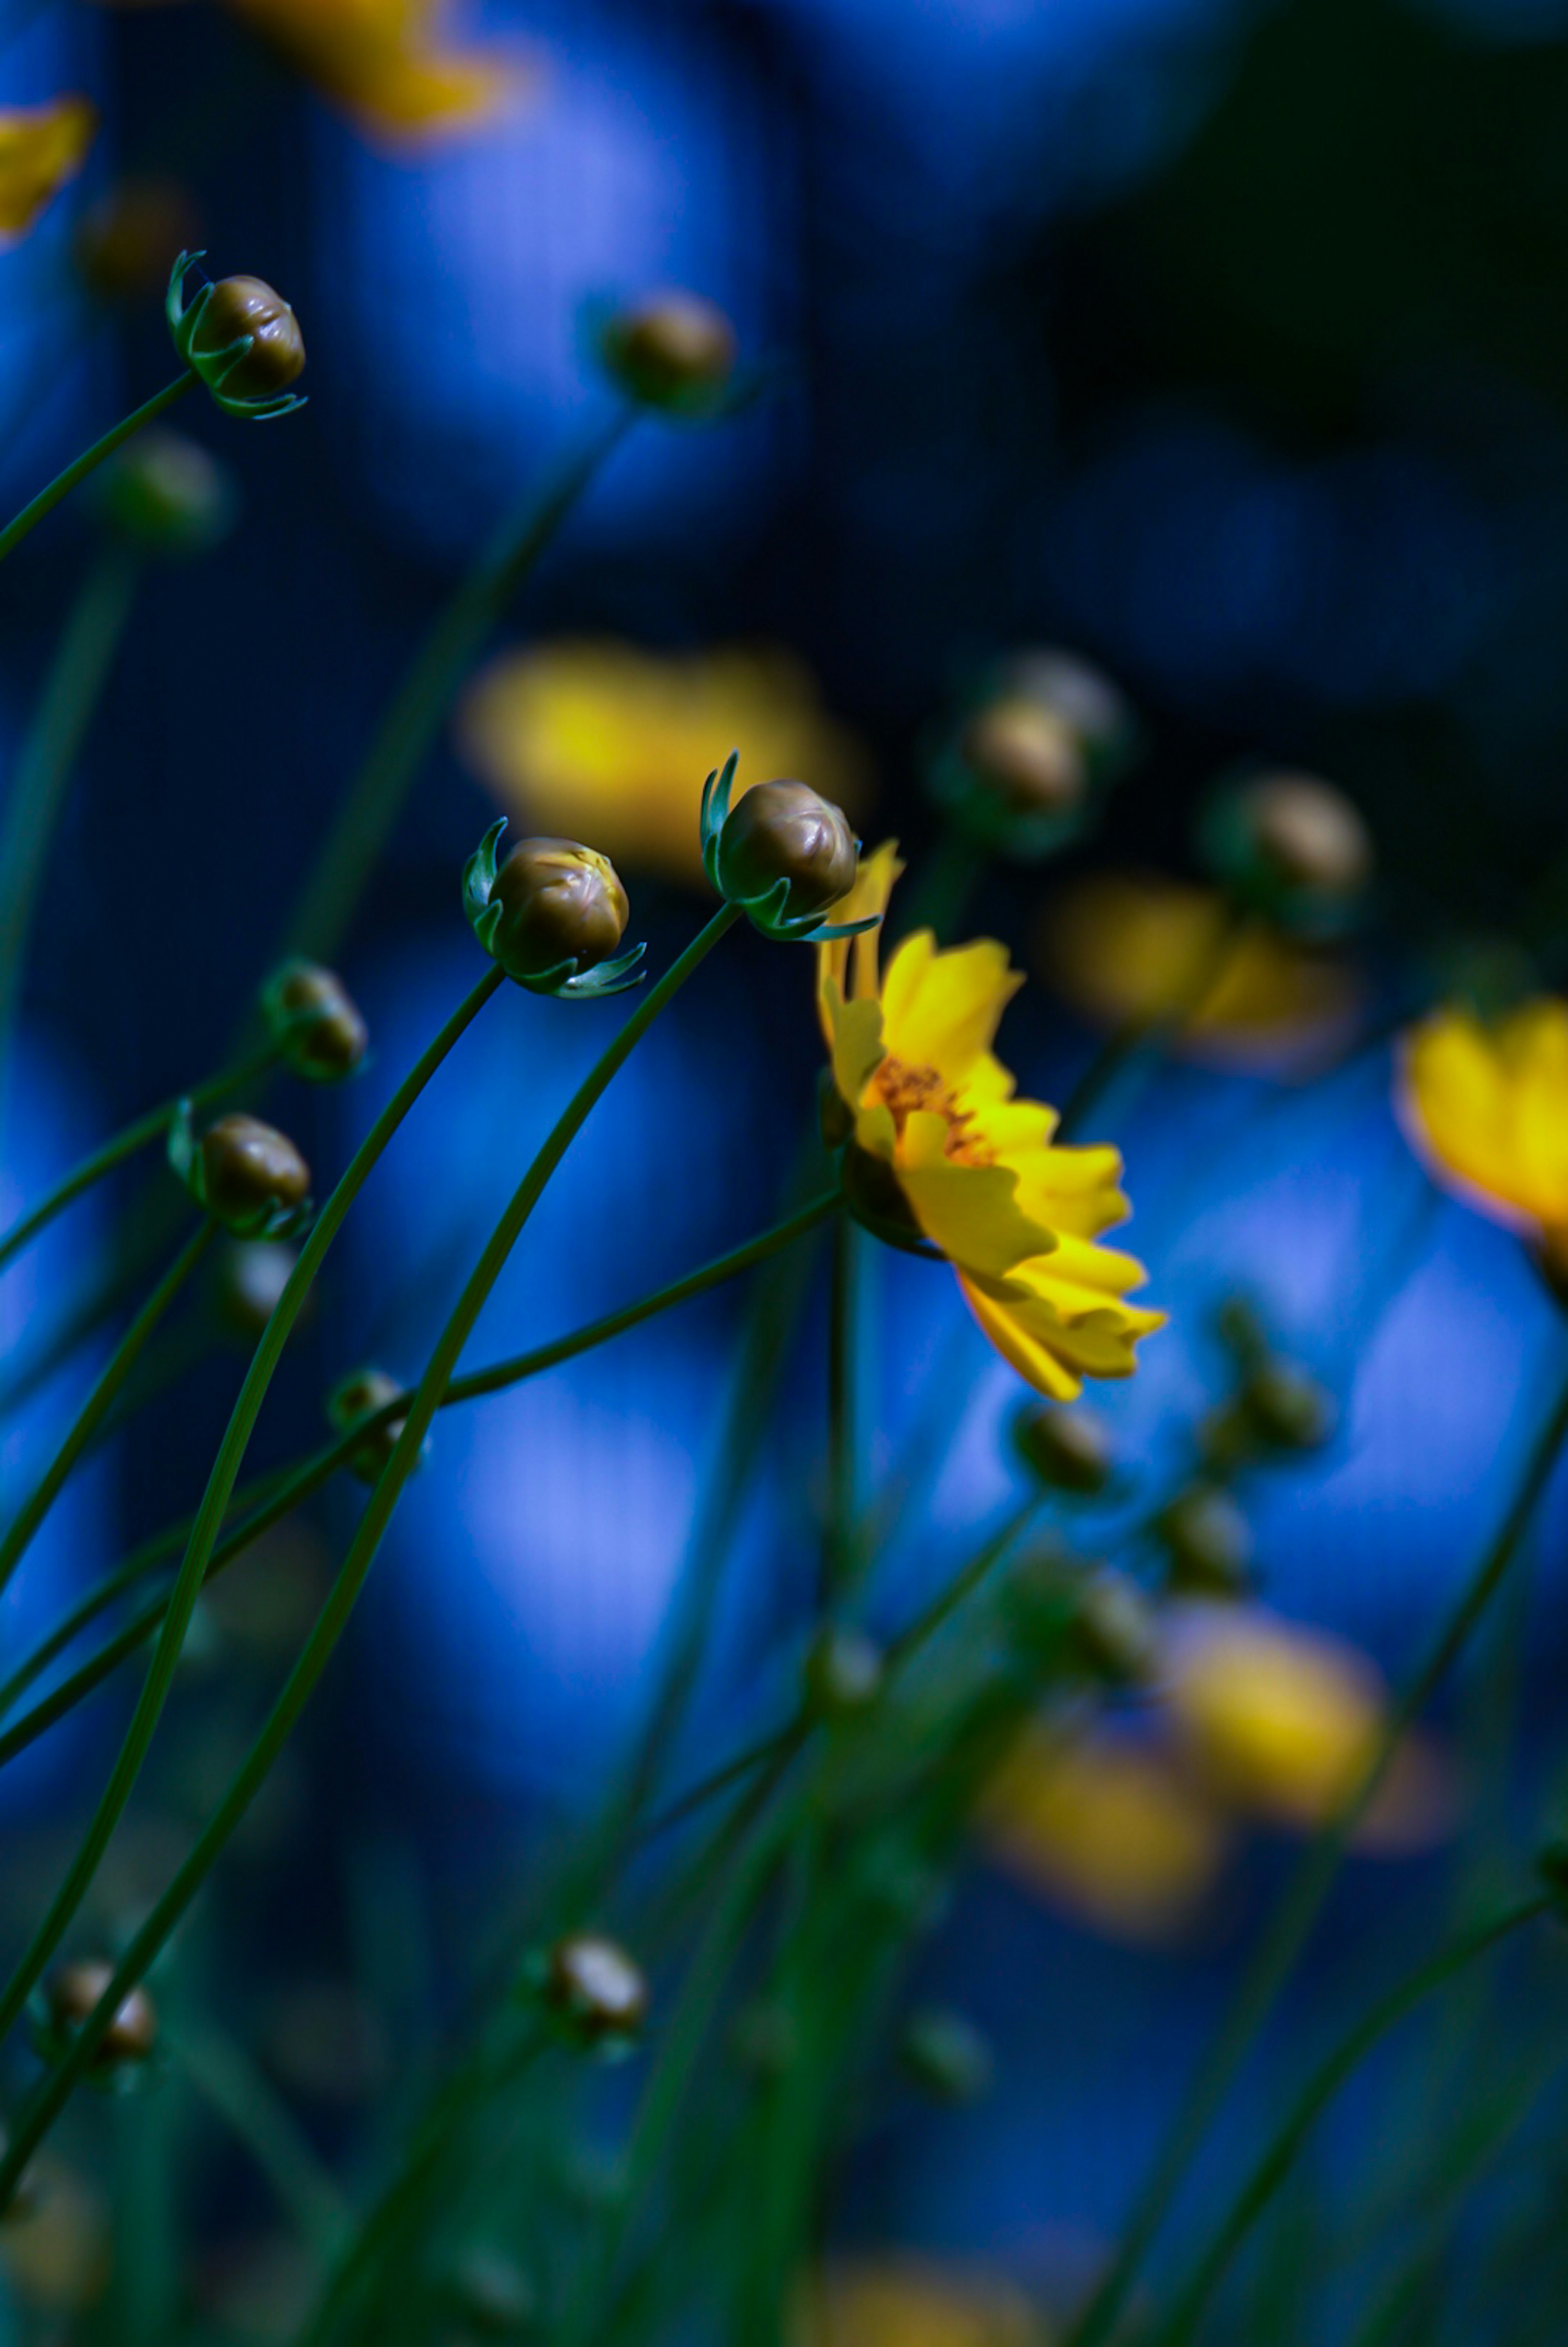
[1068, 1358, 1568, 2347]
[1056, 897, 1252, 1142]
[1156, 1894, 1550, 2347]
[0, 966, 504, 2098]
[0, 1182, 840, 1768]
[0, 1218, 214, 1600]
[0, 1042, 277, 1278]
[0, 373, 194, 567]
[0, 542, 140, 1070]
[0, 910, 739, 2203]
[279, 407, 634, 970]
[824, 1207, 858, 1602]
[171, 2019, 351, 2264]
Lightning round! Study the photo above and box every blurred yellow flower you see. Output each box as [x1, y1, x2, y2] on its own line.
[459, 640, 869, 887]
[980, 1721, 1229, 1944]
[1160, 1605, 1449, 1849]
[799, 2258, 1042, 2347]
[817, 848, 1164, 1401]
[1398, 1000, 1568, 1264]
[0, 98, 95, 248]
[1038, 872, 1360, 1073]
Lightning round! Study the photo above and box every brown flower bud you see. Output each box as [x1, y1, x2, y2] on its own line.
[1158, 1484, 1253, 1598]
[47, 1963, 156, 2072]
[719, 780, 858, 917]
[491, 839, 630, 979]
[267, 961, 370, 1082]
[327, 1367, 410, 1484]
[198, 1114, 310, 1230]
[606, 290, 736, 408]
[1239, 774, 1372, 900]
[1072, 1569, 1158, 1684]
[1003, 647, 1133, 764]
[544, 1934, 648, 2045]
[1013, 1402, 1113, 1496]
[961, 697, 1086, 818]
[191, 275, 305, 402]
[74, 177, 199, 301]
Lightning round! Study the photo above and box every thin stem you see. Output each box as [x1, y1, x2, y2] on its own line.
[0, 1178, 837, 1766]
[170, 2019, 351, 2265]
[0, 1043, 278, 1277]
[0, 912, 738, 2200]
[1156, 1894, 1551, 2347]
[885, 1495, 1039, 1662]
[1067, 1361, 1568, 2347]
[0, 543, 140, 1060]
[0, 967, 503, 2081]
[279, 409, 633, 969]
[0, 1219, 214, 1599]
[0, 373, 194, 567]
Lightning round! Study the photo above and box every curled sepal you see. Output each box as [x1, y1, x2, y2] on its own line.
[699, 752, 880, 945]
[168, 1100, 314, 1239]
[463, 820, 646, 998]
[167, 251, 307, 421]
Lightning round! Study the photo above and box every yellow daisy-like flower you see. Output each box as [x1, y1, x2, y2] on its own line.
[458, 639, 869, 888]
[797, 2259, 1042, 2347]
[1038, 872, 1360, 1073]
[817, 847, 1163, 1401]
[0, 98, 95, 249]
[1398, 999, 1568, 1266]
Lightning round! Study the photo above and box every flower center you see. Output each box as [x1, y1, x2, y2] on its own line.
[869, 1055, 992, 1166]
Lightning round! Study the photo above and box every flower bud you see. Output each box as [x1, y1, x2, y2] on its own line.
[74, 176, 199, 301]
[1241, 1359, 1336, 1453]
[45, 1963, 156, 2073]
[470, 834, 633, 995]
[1002, 646, 1135, 772]
[539, 1933, 648, 2052]
[262, 960, 370, 1083]
[718, 780, 858, 919]
[960, 698, 1085, 819]
[1158, 1484, 1253, 1597]
[1071, 1569, 1158, 1685]
[1201, 770, 1373, 930]
[187, 1113, 311, 1236]
[804, 1625, 884, 1718]
[1012, 1401, 1113, 1496]
[602, 290, 737, 411]
[214, 1239, 298, 1339]
[190, 274, 305, 402]
[898, 2006, 993, 2104]
[327, 1367, 417, 1484]
[100, 429, 236, 559]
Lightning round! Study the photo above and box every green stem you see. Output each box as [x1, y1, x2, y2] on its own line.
[279, 409, 634, 969]
[171, 2019, 351, 2264]
[0, 1179, 837, 1767]
[0, 912, 737, 2202]
[0, 543, 140, 1060]
[0, 1044, 277, 1278]
[1067, 1361, 1568, 2347]
[0, 373, 194, 567]
[1156, 1895, 1551, 2347]
[824, 1207, 857, 1601]
[0, 1219, 214, 1599]
[0, 966, 503, 2082]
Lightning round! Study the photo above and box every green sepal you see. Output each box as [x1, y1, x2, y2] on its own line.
[166, 252, 307, 423]
[463, 820, 647, 999]
[257, 958, 374, 1085]
[701, 750, 880, 945]
[167, 1098, 315, 1240]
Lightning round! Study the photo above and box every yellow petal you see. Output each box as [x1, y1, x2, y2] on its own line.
[817, 837, 903, 1020]
[880, 930, 1022, 1085]
[822, 987, 886, 1121]
[0, 98, 95, 246]
[896, 1114, 1054, 1278]
[1399, 1000, 1568, 1235]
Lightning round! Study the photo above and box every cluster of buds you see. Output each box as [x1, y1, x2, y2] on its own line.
[169, 1107, 312, 1238]
[522, 1932, 648, 2060]
[928, 647, 1139, 861]
[1198, 769, 1373, 936]
[260, 959, 371, 1083]
[100, 430, 236, 560]
[701, 756, 873, 944]
[33, 1962, 157, 2088]
[464, 825, 644, 997]
[326, 1367, 424, 1486]
[167, 252, 306, 420]
[599, 289, 738, 417]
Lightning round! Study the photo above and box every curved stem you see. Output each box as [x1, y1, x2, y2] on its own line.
[0, 966, 503, 2079]
[0, 1180, 838, 1766]
[0, 910, 738, 2202]
[0, 1218, 214, 1599]
[1067, 1360, 1568, 2347]
[0, 1044, 278, 1277]
[0, 373, 194, 567]
[1156, 1894, 1550, 2347]
[279, 408, 633, 970]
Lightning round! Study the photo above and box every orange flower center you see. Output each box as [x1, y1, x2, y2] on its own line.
[868, 1055, 992, 1166]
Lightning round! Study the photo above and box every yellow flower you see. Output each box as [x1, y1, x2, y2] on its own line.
[797, 2259, 1042, 2347]
[0, 98, 95, 248]
[458, 639, 869, 887]
[817, 848, 1163, 1401]
[1160, 1605, 1450, 1849]
[1037, 872, 1360, 1073]
[1398, 1000, 1568, 1260]
[980, 1722, 1229, 1944]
